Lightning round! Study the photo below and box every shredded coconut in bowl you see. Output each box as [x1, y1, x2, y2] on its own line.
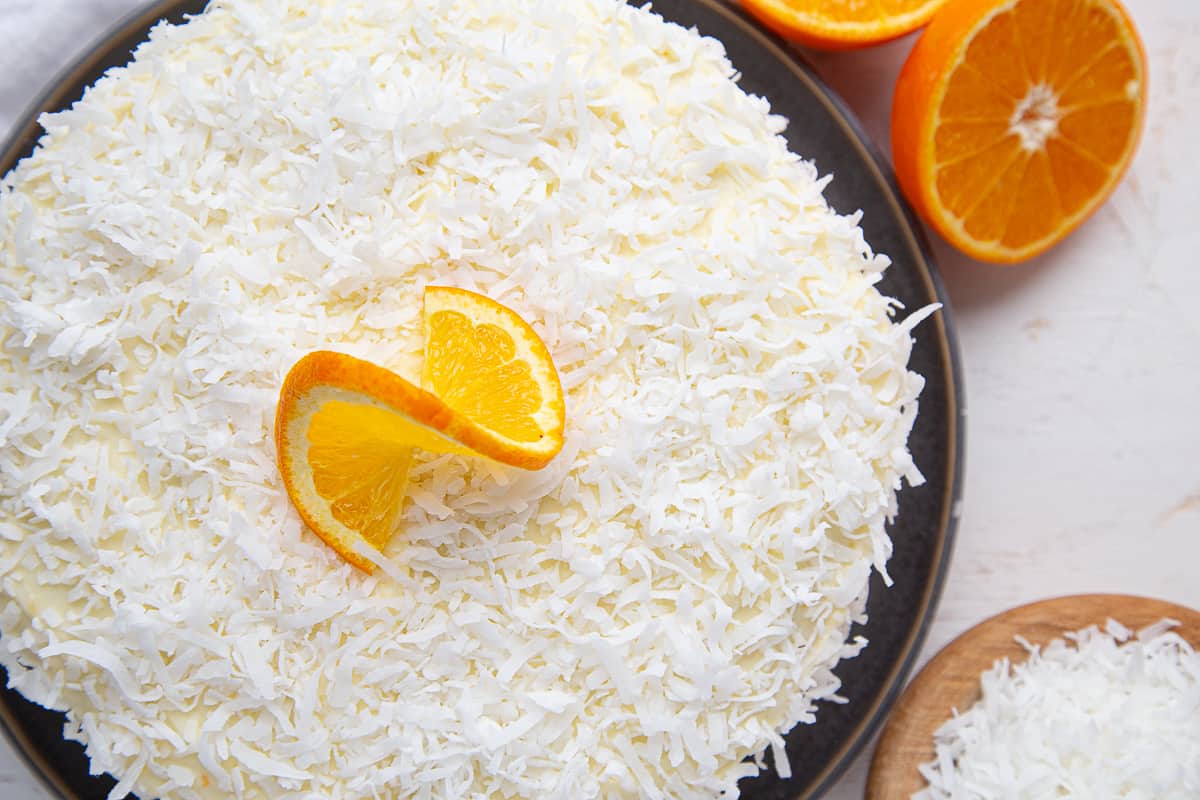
[917, 619, 1200, 800]
[0, 1, 930, 798]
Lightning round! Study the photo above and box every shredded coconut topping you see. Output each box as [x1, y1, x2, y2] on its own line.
[917, 619, 1200, 800]
[0, 1, 928, 798]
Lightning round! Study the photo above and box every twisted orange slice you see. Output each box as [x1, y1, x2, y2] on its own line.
[275, 287, 565, 572]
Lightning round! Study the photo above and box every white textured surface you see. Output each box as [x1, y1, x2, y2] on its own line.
[0, 1, 1197, 799]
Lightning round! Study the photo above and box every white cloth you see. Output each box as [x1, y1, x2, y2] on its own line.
[0, 0, 150, 145]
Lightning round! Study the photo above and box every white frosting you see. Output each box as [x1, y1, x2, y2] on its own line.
[0, 1, 928, 798]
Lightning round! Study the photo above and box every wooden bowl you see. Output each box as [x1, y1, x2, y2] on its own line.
[867, 593, 1200, 799]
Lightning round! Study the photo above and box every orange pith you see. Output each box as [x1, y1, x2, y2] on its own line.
[275, 287, 565, 573]
[891, 0, 1147, 263]
[739, 0, 949, 50]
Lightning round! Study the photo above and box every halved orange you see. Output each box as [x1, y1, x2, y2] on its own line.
[739, 0, 949, 51]
[892, 0, 1147, 263]
[275, 287, 565, 572]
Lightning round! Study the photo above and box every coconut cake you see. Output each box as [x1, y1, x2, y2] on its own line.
[0, 0, 930, 797]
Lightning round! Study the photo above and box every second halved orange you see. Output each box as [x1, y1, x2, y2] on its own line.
[892, 0, 1147, 263]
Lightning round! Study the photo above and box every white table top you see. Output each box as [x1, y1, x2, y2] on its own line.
[1, 1, 1197, 798]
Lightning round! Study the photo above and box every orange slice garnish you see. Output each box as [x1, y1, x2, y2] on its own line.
[422, 286, 566, 468]
[275, 287, 565, 572]
[891, 0, 1147, 263]
[739, 0, 948, 51]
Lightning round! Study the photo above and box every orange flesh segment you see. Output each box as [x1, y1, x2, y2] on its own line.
[739, 0, 947, 49]
[307, 406, 415, 550]
[791, 0, 936, 23]
[422, 286, 565, 459]
[425, 311, 545, 443]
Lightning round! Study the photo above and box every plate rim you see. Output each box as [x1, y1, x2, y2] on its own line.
[0, 1, 965, 798]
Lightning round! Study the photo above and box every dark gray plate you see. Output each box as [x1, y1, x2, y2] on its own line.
[0, 1, 964, 798]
